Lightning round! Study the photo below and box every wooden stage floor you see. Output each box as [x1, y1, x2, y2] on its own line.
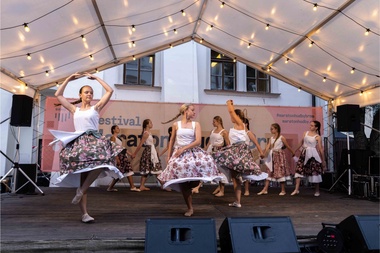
[1, 183, 379, 252]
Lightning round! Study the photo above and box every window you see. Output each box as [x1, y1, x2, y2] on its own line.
[246, 66, 270, 92]
[124, 55, 154, 85]
[210, 50, 236, 90]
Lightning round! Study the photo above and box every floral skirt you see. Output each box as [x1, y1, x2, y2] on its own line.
[158, 146, 223, 192]
[295, 149, 323, 177]
[212, 142, 267, 181]
[139, 146, 162, 175]
[117, 149, 133, 176]
[265, 150, 291, 181]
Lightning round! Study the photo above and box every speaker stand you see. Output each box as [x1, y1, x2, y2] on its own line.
[329, 133, 355, 195]
[0, 128, 44, 195]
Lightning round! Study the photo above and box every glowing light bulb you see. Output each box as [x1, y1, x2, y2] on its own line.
[132, 55, 136, 60]
[181, 10, 186, 16]
[132, 25, 136, 32]
[89, 55, 94, 60]
[23, 23, 30, 32]
[81, 35, 86, 42]
[309, 41, 314, 47]
[323, 77, 326, 82]
[365, 28, 370, 36]
[285, 58, 289, 64]
[45, 71, 49, 76]
[350, 68, 355, 74]
[313, 4, 318, 11]
[220, 2, 225, 8]
[27, 53, 31, 60]
[247, 43, 251, 48]
[265, 24, 270, 30]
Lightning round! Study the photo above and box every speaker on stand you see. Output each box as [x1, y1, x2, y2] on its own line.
[10, 94, 33, 127]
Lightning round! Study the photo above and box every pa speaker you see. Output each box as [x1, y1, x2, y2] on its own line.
[337, 215, 380, 252]
[145, 218, 217, 253]
[219, 217, 300, 253]
[15, 164, 37, 194]
[337, 104, 360, 132]
[10, 95, 33, 127]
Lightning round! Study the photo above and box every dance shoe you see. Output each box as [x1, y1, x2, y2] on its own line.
[82, 214, 94, 223]
[72, 188, 83, 204]
[314, 192, 320, 197]
[279, 192, 286, 196]
[228, 202, 241, 208]
[257, 190, 268, 195]
[290, 190, 299, 196]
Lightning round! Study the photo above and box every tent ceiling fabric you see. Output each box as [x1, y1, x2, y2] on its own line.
[1, 0, 379, 105]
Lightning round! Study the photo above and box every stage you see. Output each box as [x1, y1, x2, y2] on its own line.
[1, 183, 379, 252]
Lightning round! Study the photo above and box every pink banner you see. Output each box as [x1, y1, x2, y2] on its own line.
[41, 98, 322, 173]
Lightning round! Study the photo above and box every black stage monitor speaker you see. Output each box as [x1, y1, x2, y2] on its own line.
[219, 216, 300, 253]
[10, 94, 33, 127]
[337, 215, 380, 252]
[15, 163, 37, 194]
[145, 218, 217, 253]
[337, 104, 360, 132]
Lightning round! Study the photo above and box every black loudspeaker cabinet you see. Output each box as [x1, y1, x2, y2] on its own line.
[15, 164, 37, 194]
[10, 94, 33, 127]
[219, 216, 300, 253]
[336, 104, 360, 132]
[145, 218, 217, 253]
[337, 215, 380, 252]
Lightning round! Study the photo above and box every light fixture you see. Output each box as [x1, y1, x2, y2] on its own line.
[89, 54, 94, 60]
[56, 82, 59, 87]
[350, 68, 355, 74]
[23, 23, 30, 32]
[132, 55, 136, 60]
[45, 70, 49, 76]
[309, 41, 314, 47]
[132, 41, 136, 47]
[265, 24, 270, 30]
[95, 68, 99, 73]
[247, 42, 251, 48]
[81, 35, 86, 42]
[365, 28, 370, 36]
[233, 57, 236, 62]
[220, 2, 225, 8]
[169, 44, 173, 48]
[132, 25, 136, 32]
[313, 3, 318, 11]
[210, 25, 213, 30]
[331, 99, 334, 103]
[298, 87, 301, 92]
[360, 90, 363, 96]
[200, 38, 203, 43]
[285, 58, 289, 64]
[26, 53, 31, 60]
[323, 77, 326, 82]
[267, 66, 271, 72]
[181, 10, 186, 16]
[174, 29, 178, 34]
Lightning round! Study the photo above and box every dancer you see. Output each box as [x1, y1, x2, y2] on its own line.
[107, 125, 140, 192]
[158, 104, 222, 217]
[200, 116, 230, 197]
[291, 120, 326, 197]
[51, 72, 123, 223]
[132, 119, 163, 191]
[213, 100, 267, 208]
[243, 118, 265, 196]
[257, 123, 295, 196]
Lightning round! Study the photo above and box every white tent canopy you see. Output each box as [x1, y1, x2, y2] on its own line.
[1, 0, 379, 106]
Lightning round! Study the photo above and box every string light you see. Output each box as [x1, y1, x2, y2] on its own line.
[89, 54, 94, 60]
[56, 82, 59, 87]
[298, 87, 301, 92]
[132, 55, 136, 60]
[210, 25, 213, 30]
[350, 68, 355, 74]
[81, 35, 86, 42]
[45, 70, 49, 76]
[360, 90, 363, 96]
[323, 77, 327, 82]
[200, 38, 203, 43]
[26, 53, 31, 60]
[247, 42, 251, 48]
[220, 2, 225, 8]
[267, 66, 271, 72]
[132, 25, 136, 32]
[233, 57, 236, 62]
[169, 44, 173, 48]
[95, 68, 99, 73]
[285, 58, 289, 64]
[365, 28, 370, 36]
[181, 10, 186, 16]
[23, 23, 30, 32]
[265, 24, 270, 30]
[313, 4, 318, 11]
[174, 29, 178, 34]
[132, 41, 136, 47]
[309, 41, 314, 47]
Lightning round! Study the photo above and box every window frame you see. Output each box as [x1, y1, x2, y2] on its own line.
[210, 50, 236, 91]
[246, 66, 271, 93]
[123, 55, 155, 86]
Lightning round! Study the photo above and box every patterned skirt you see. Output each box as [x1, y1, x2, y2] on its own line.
[117, 149, 133, 176]
[213, 142, 267, 181]
[157, 146, 223, 192]
[139, 145, 162, 175]
[56, 132, 124, 187]
[295, 149, 323, 177]
[265, 150, 291, 182]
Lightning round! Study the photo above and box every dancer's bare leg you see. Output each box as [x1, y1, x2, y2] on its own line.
[139, 175, 150, 191]
[180, 182, 197, 217]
